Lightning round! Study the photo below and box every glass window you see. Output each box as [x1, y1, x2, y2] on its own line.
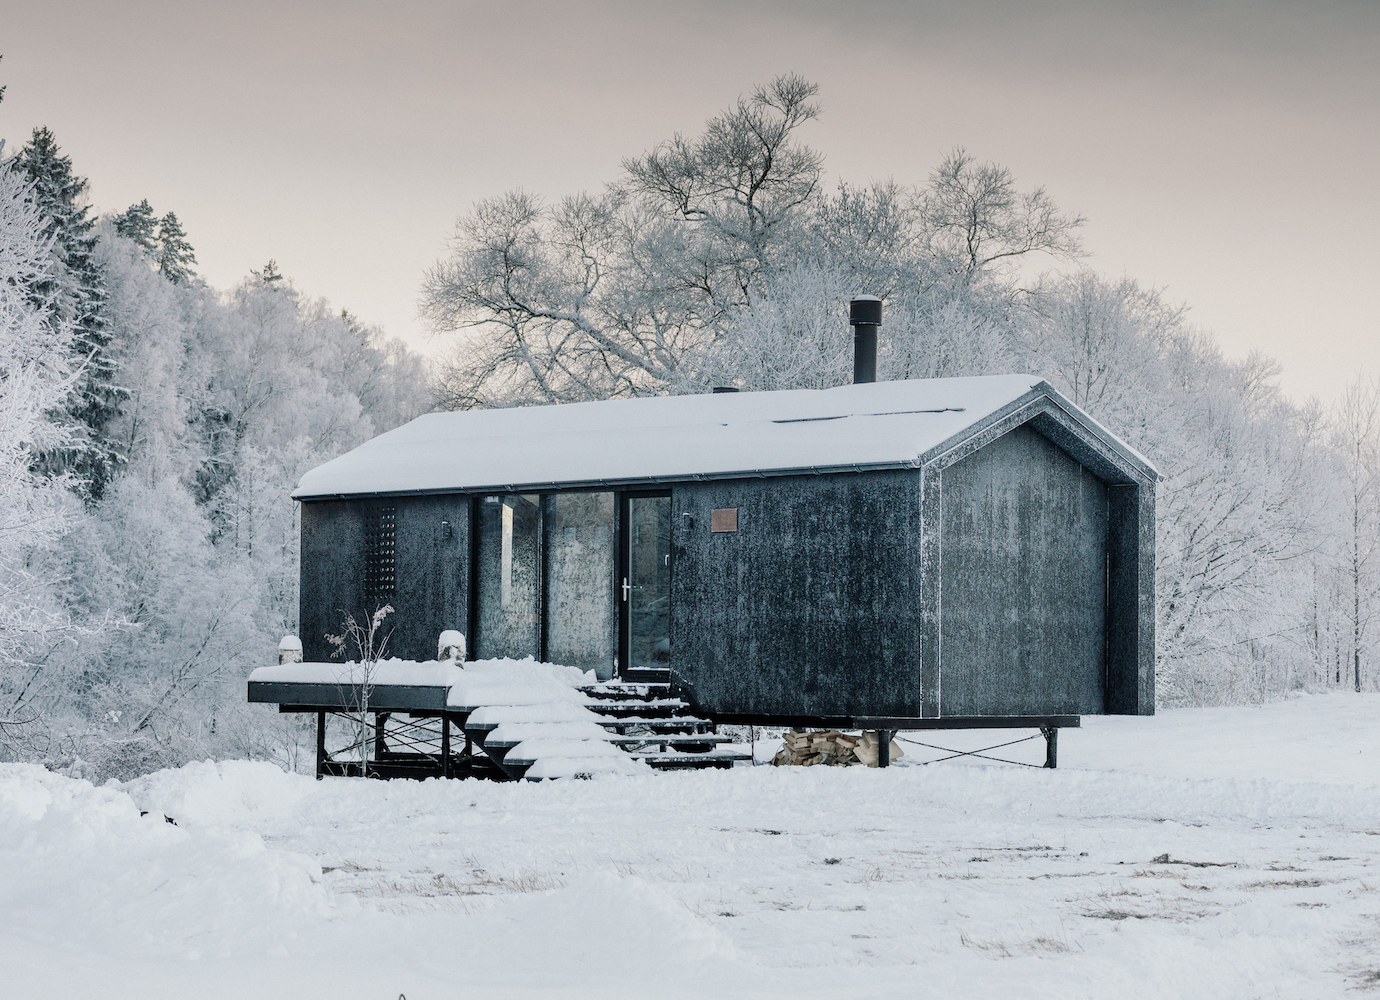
[545, 492, 616, 679]
[627, 495, 672, 671]
[475, 495, 541, 659]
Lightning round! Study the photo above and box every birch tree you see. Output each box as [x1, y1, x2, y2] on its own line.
[1330, 376, 1380, 692]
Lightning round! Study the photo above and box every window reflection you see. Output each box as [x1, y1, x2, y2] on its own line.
[628, 496, 671, 670]
[475, 495, 540, 659]
[545, 493, 616, 679]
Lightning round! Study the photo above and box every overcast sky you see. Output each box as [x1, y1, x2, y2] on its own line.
[4, 0, 1376, 404]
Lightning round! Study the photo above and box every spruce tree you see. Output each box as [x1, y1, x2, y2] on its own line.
[17, 127, 127, 501]
[112, 199, 159, 254]
[155, 210, 197, 284]
[253, 259, 284, 285]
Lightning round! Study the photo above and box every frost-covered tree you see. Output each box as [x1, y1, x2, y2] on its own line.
[423, 79, 1087, 409]
[92, 222, 197, 478]
[17, 128, 126, 500]
[0, 141, 110, 746]
[1329, 377, 1380, 693]
[0, 197, 430, 771]
[922, 149, 1085, 283]
[1017, 272, 1329, 704]
[154, 211, 196, 284]
[423, 76, 828, 406]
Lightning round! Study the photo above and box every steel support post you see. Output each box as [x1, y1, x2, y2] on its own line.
[315, 710, 326, 780]
[1042, 727, 1058, 769]
[374, 712, 388, 757]
[878, 730, 892, 767]
[441, 716, 452, 779]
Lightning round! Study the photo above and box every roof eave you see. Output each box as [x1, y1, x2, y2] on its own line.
[291, 458, 929, 502]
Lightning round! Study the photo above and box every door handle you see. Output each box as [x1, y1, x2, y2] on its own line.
[621, 577, 630, 601]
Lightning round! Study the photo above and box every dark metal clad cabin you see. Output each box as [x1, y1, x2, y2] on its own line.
[288, 370, 1157, 734]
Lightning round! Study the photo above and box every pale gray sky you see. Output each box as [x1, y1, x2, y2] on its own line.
[4, 0, 1376, 403]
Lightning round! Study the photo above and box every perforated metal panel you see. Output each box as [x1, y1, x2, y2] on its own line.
[363, 505, 397, 602]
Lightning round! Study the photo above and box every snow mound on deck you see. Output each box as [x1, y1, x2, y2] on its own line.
[507, 738, 626, 762]
[488, 720, 612, 744]
[468, 701, 603, 725]
[248, 657, 467, 686]
[248, 655, 593, 692]
[448, 657, 594, 708]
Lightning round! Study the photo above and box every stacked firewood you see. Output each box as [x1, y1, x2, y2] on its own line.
[772, 730, 904, 767]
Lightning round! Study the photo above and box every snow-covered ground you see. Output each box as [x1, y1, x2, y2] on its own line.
[4, 693, 1379, 999]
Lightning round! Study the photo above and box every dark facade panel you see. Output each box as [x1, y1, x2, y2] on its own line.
[938, 425, 1109, 716]
[300, 496, 470, 664]
[1106, 482, 1155, 714]
[392, 494, 471, 662]
[300, 500, 366, 663]
[918, 467, 942, 717]
[671, 470, 923, 718]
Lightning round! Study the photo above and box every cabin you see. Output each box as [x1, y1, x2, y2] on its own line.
[289, 383, 1155, 724]
[253, 300, 1156, 777]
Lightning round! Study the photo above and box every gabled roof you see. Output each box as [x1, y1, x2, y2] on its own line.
[293, 375, 1157, 500]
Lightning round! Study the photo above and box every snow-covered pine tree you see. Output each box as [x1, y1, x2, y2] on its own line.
[112, 199, 159, 254]
[17, 128, 127, 501]
[154, 211, 196, 284]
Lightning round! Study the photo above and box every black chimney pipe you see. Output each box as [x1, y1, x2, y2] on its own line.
[850, 296, 882, 384]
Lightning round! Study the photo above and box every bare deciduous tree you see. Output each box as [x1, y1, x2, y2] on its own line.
[923, 148, 1086, 281]
[422, 76, 827, 407]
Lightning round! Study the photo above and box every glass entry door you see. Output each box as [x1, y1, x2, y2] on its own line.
[621, 494, 672, 676]
[545, 492, 616, 679]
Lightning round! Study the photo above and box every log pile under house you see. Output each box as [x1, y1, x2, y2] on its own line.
[772, 730, 905, 768]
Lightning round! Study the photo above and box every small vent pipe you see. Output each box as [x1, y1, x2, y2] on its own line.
[850, 296, 882, 384]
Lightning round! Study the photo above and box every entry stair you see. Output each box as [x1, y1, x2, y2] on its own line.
[462, 681, 753, 780]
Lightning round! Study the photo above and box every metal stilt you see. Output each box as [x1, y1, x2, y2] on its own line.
[1042, 726, 1058, 769]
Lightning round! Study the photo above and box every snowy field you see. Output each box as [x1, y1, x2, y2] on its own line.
[4, 694, 1380, 1000]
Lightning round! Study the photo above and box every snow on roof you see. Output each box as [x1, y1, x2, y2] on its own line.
[294, 375, 1153, 499]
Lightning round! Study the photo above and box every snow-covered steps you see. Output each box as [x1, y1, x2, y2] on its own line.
[472, 720, 623, 778]
[580, 683, 752, 771]
[629, 745, 754, 769]
[596, 716, 716, 734]
[462, 678, 753, 779]
[583, 698, 698, 718]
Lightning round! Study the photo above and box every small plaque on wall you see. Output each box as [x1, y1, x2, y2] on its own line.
[710, 508, 738, 532]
